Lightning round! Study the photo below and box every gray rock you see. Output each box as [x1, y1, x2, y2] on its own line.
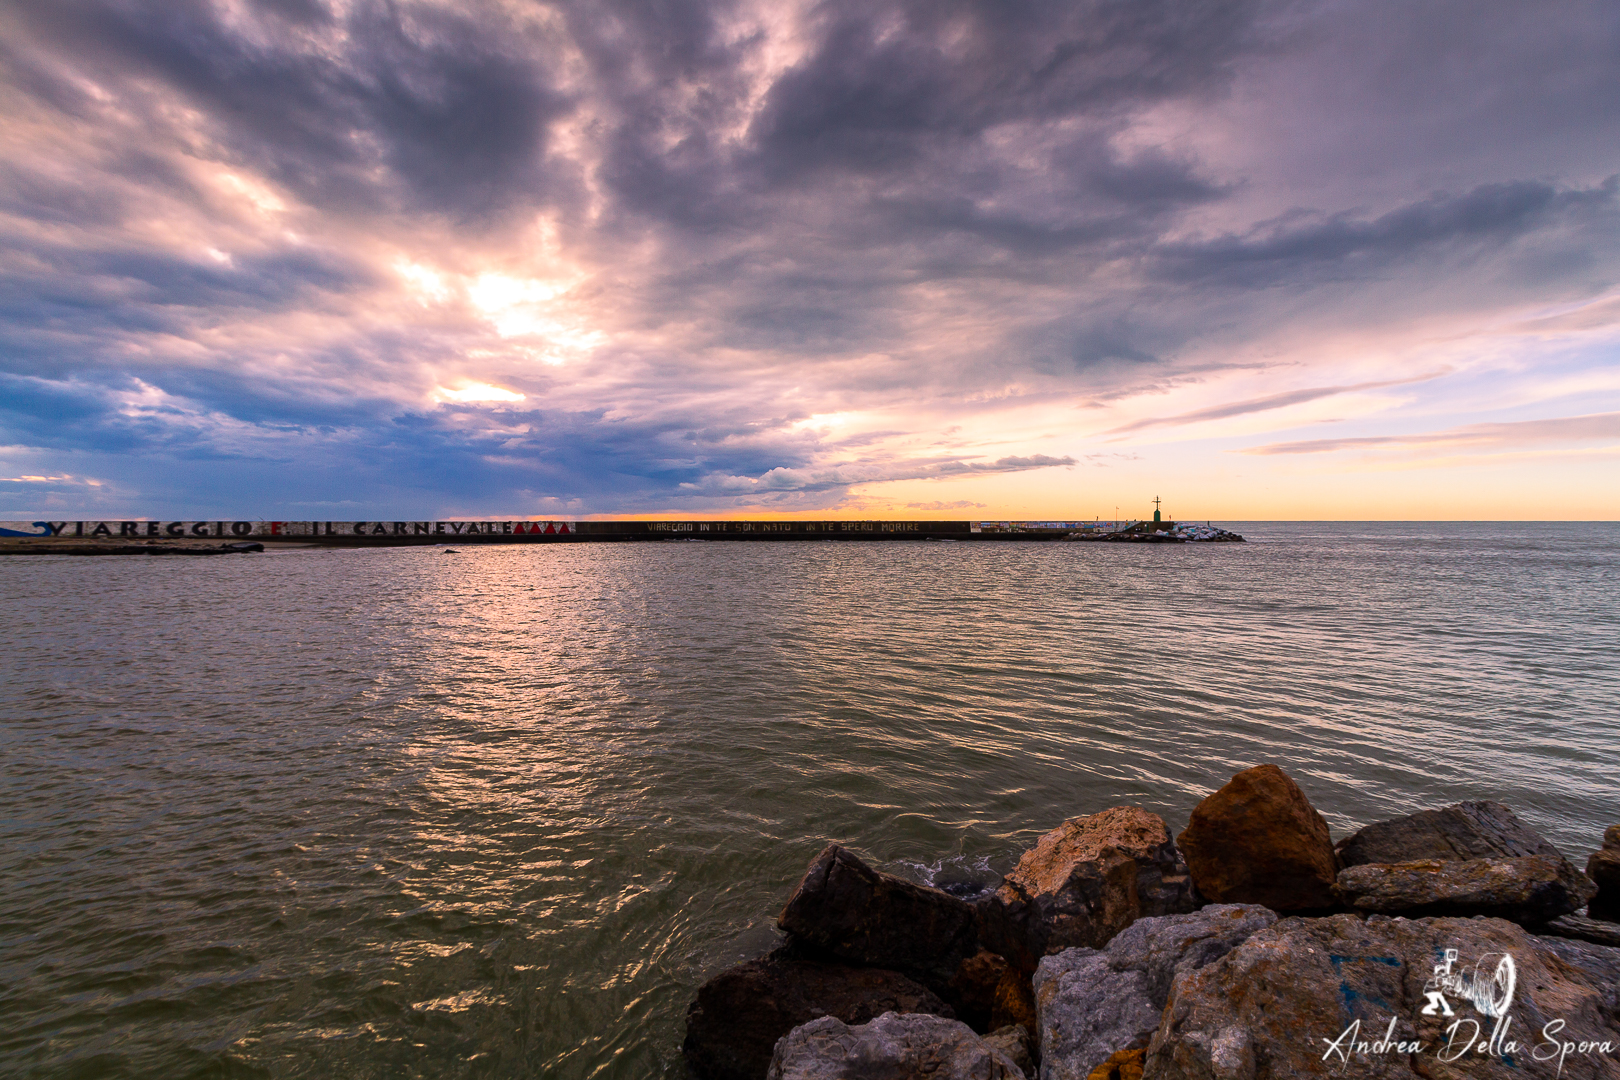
[1102, 903, 1278, 1007]
[1336, 856, 1597, 922]
[982, 1025, 1037, 1078]
[766, 1012, 1026, 1080]
[981, 806, 1197, 973]
[779, 844, 980, 992]
[1034, 952, 1159, 1080]
[683, 952, 954, 1080]
[1144, 913, 1620, 1079]
[1032, 905, 1276, 1080]
[1335, 801, 1564, 866]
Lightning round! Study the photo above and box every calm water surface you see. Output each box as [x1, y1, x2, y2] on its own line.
[2, 522, 1617, 1078]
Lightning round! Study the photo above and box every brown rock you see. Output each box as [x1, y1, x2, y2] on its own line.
[1144, 913, 1620, 1079]
[991, 963, 1038, 1035]
[981, 806, 1197, 971]
[1086, 1048, 1145, 1080]
[1540, 912, 1620, 949]
[777, 844, 980, 992]
[944, 950, 1036, 1035]
[682, 952, 953, 1080]
[1176, 764, 1339, 912]
[1587, 825, 1620, 922]
[945, 950, 1010, 1032]
[1336, 856, 1597, 922]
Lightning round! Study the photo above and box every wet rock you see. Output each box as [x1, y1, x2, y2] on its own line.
[1086, 1049, 1145, 1080]
[945, 950, 1036, 1035]
[1144, 913, 1620, 1079]
[766, 1012, 1025, 1080]
[1335, 800, 1565, 866]
[981, 806, 1196, 972]
[1586, 825, 1620, 921]
[1176, 764, 1339, 912]
[778, 844, 979, 992]
[983, 1024, 1037, 1077]
[1336, 856, 1597, 922]
[1032, 905, 1275, 1080]
[683, 953, 953, 1080]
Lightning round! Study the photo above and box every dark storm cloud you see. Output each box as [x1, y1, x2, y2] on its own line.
[747, 0, 1262, 178]
[590, 0, 1258, 253]
[8, 0, 577, 221]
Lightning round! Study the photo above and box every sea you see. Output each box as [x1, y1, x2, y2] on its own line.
[2, 521, 1617, 1079]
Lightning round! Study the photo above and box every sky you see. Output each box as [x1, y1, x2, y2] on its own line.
[2, 0, 1618, 521]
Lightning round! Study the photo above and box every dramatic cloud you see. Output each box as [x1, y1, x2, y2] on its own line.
[1, 0, 1617, 517]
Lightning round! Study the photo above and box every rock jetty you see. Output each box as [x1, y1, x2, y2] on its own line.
[683, 767, 1620, 1079]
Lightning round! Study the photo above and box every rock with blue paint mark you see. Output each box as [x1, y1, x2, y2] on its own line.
[1144, 913, 1620, 1079]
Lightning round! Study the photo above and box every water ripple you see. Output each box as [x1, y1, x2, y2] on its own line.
[0, 523, 1616, 1077]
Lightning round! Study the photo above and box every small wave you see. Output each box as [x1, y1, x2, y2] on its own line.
[890, 853, 1002, 901]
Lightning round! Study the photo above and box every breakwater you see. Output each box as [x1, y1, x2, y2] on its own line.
[0, 518, 1243, 546]
[691, 772, 1620, 1080]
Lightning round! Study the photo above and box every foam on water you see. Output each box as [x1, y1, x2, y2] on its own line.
[890, 853, 1003, 900]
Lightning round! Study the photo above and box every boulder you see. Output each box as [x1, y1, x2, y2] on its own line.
[981, 806, 1197, 972]
[1542, 913, 1620, 949]
[1034, 952, 1160, 1080]
[1176, 764, 1339, 912]
[1099, 903, 1279, 1007]
[1144, 913, 1620, 1079]
[945, 950, 1009, 1032]
[992, 967, 1039, 1037]
[983, 1025, 1037, 1077]
[1033, 905, 1276, 1080]
[683, 952, 953, 1080]
[778, 844, 979, 991]
[1534, 934, 1620, 1027]
[945, 949, 1036, 1035]
[766, 1012, 1026, 1080]
[1336, 801, 1569, 866]
[1587, 825, 1620, 922]
[1336, 856, 1597, 923]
